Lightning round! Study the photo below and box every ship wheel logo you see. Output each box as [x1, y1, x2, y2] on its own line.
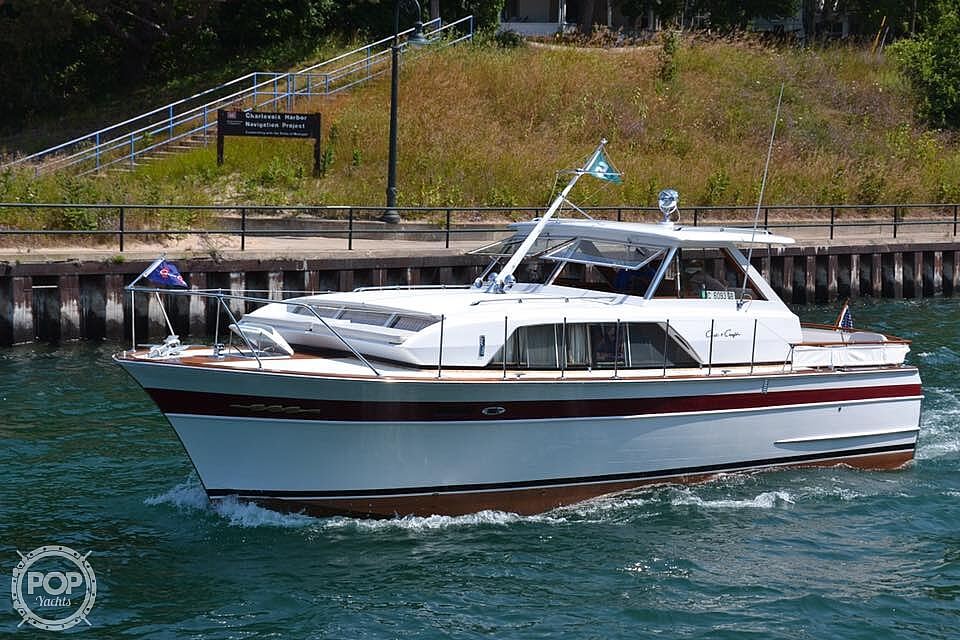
[11, 545, 97, 630]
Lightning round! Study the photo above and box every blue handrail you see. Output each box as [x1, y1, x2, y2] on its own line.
[4, 15, 474, 176]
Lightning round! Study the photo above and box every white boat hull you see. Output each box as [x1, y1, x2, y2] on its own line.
[118, 357, 922, 516]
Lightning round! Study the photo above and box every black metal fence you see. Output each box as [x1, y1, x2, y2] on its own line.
[1, 202, 959, 252]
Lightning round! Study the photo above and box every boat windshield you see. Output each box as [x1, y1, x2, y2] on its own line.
[540, 239, 665, 271]
[470, 236, 577, 258]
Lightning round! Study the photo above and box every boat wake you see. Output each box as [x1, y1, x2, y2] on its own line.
[917, 385, 960, 460]
[668, 488, 794, 509]
[144, 477, 567, 530]
[144, 473, 925, 530]
[144, 478, 316, 528]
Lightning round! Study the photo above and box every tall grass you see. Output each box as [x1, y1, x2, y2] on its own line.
[4, 36, 960, 227]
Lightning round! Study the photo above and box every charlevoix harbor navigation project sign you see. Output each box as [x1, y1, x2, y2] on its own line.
[217, 110, 322, 176]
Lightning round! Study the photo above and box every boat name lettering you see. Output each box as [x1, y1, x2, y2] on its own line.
[705, 328, 742, 339]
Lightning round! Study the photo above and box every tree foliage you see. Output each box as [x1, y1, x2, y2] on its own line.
[889, 1, 960, 128]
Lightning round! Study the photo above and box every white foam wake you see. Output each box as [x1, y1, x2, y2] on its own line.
[317, 510, 567, 532]
[668, 488, 795, 509]
[144, 478, 317, 528]
[144, 478, 566, 530]
[917, 386, 960, 460]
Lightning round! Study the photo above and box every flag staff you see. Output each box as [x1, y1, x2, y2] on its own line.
[493, 139, 620, 292]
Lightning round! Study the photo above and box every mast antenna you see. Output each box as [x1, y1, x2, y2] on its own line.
[740, 83, 784, 308]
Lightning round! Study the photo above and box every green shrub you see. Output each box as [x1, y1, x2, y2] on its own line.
[889, 2, 960, 128]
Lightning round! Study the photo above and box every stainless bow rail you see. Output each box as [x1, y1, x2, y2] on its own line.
[126, 285, 381, 375]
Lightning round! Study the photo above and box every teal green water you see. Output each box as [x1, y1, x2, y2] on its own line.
[1, 299, 959, 638]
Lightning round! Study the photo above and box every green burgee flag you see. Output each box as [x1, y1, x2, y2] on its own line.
[583, 148, 622, 183]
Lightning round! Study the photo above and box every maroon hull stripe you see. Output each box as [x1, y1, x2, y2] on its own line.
[147, 383, 922, 422]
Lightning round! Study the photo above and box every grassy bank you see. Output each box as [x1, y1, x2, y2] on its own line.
[3, 36, 959, 230]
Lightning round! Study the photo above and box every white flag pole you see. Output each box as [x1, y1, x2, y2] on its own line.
[495, 140, 608, 291]
[127, 255, 165, 289]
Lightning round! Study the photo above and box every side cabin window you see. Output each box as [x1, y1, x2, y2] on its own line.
[491, 322, 699, 370]
[675, 249, 766, 301]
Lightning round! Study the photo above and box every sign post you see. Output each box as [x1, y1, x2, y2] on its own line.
[217, 110, 322, 177]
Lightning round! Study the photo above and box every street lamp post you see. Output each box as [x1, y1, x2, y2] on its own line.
[382, 0, 427, 224]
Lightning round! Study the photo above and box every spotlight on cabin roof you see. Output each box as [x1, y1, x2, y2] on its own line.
[658, 189, 679, 223]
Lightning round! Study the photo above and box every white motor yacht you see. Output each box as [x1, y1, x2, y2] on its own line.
[116, 143, 921, 517]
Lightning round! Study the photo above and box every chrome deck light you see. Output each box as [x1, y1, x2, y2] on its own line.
[658, 189, 679, 223]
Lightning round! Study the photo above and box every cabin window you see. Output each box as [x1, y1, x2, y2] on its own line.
[289, 303, 342, 318]
[390, 315, 438, 332]
[339, 308, 394, 326]
[677, 249, 766, 301]
[501, 324, 560, 368]
[491, 322, 699, 370]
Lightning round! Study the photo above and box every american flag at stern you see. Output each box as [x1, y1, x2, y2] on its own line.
[835, 301, 853, 330]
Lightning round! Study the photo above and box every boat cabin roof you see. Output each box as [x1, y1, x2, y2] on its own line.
[507, 218, 795, 248]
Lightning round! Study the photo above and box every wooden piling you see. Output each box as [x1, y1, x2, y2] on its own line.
[229, 272, 245, 318]
[105, 274, 125, 340]
[782, 256, 794, 301]
[934, 251, 943, 296]
[893, 253, 903, 299]
[59, 274, 81, 340]
[12, 276, 34, 344]
[872, 254, 882, 297]
[188, 272, 207, 337]
[827, 255, 838, 302]
[849, 254, 860, 299]
[268, 271, 283, 301]
[913, 252, 924, 298]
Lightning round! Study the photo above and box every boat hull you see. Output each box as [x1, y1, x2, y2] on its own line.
[118, 358, 922, 517]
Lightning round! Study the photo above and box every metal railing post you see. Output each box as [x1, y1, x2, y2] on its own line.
[954, 204, 957, 237]
[241, 207, 246, 251]
[95, 133, 101, 172]
[437, 315, 445, 378]
[830, 206, 835, 240]
[168, 105, 174, 140]
[273, 76, 278, 106]
[764, 207, 769, 229]
[348, 208, 354, 250]
[561, 317, 567, 379]
[502, 316, 508, 380]
[617, 208, 622, 222]
[445, 209, 451, 248]
[707, 319, 715, 376]
[119, 207, 125, 252]
[749, 319, 758, 375]
[286, 73, 293, 110]
[694, 208, 699, 226]
[129, 133, 135, 167]
[252, 72, 258, 106]
[662, 319, 670, 378]
[613, 319, 621, 379]
[893, 205, 899, 238]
